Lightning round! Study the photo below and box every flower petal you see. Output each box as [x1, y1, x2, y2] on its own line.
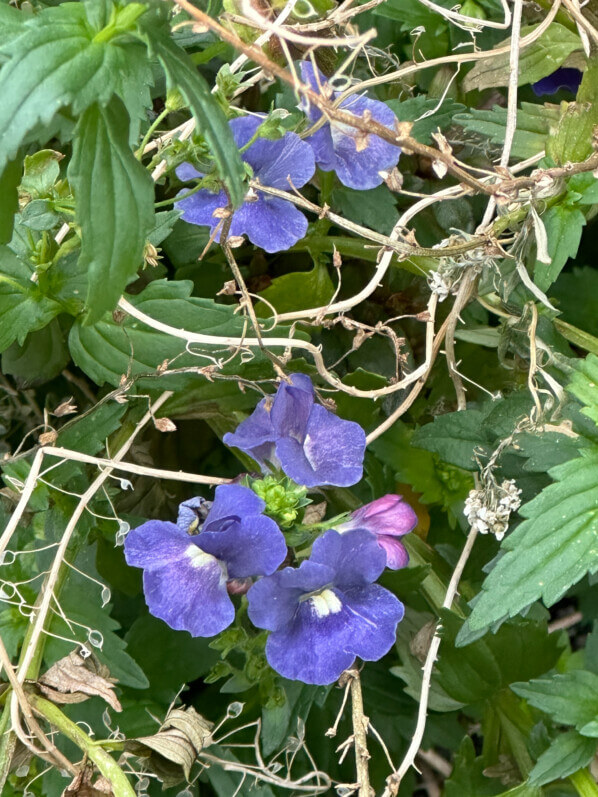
[199, 514, 287, 578]
[142, 550, 233, 637]
[304, 125, 336, 172]
[377, 535, 409, 569]
[246, 132, 315, 190]
[233, 195, 309, 253]
[176, 162, 203, 182]
[247, 559, 334, 631]
[531, 67, 582, 97]
[341, 583, 404, 660]
[276, 403, 365, 487]
[124, 520, 197, 569]
[230, 115, 264, 148]
[270, 374, 314, 442]
[264, 595, 358, 684]
[175, 186, 228, 231]
[310, 529, 386, 586]
[176, 496, 206, 534]
[299, 61, 328, 123]
[222, 400, 277, 467]
[347, 494, 418, 538]
[203, 484, 266, 531]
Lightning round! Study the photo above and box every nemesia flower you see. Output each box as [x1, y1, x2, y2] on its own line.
[223, 373, 366, 488]
[176, 116, 315, 253]
[124, 485, 287, 637]
[300, 61, 400, 190]
[337, 494, 417, 569]
[247, 529, 404, 685]
[532, 67, 582, 97]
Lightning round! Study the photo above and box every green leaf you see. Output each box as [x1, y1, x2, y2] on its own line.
[0, 2, 133, 176]
[256, 262, 334, 317]
[68, 279, 293, 390]
[386, 97, 465, 144]
[529, 731, 597, 786]
[444, 736, 505, 796]
[512, 671, 598, 735]
[463, 23, 581, 92]
[533, 204, 585, 292]
[455, 104, 560, 161]
[331, 184, 398, 234]
[20, 198, 62, 231]
[569, 354, 598, 427]
[21, 149, 62, 196]
[547, 102, 598, 165]
[139, 18, 245, 208]
[412, 410, 492, 471]
[0, 245, 61, 352]
[437, 612, 563, 705]
[2, 318, 69, 387]
[465, 450, 598, 633]
[68, 98, 155, 323]
[0, 152, 22, 244]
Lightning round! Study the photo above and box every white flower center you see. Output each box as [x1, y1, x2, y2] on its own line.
[185, 545, 218, 569]
[310, 588, 342, 618]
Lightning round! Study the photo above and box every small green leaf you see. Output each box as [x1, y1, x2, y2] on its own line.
[463, 23, 581, 92]
[411, 410, 492, 471]
[331, 184, 398, 234]
[139, 18, 245, 208]
[529, 731, 597, 786]
[20, 199, 62, 231]
[68, 98, 155, 323]
[512, 671, 598, 735]
[569, 353, 598, 427]
[547, 102, 598, 165]
[0, 246, 61, 352]
[21, 150, 62, 196]
[533, 204, 585, 292]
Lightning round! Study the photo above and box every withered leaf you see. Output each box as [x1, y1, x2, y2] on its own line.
[39, 650, 122, 712]
[63, 765, 114, 797]
[126, 706, 213, 786]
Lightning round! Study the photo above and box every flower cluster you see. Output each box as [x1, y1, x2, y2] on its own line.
[124, 375, 416, 685]
[176, 62, 400, 251]
[463, 479, 522, 541]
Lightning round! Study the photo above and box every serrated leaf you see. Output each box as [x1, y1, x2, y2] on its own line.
[547, 102, 598, 165]
[529, 730, 597, 786]
[0, 245, 61, 352]
[455, 104, 560, 161]
[512, 671, 598, 735]
[68, 279, 296, 390]
[463, 23, 581, 92]
[465, 450, 598, 633]
[569, 353, 598, 427]
[0, 3, 135, 176]
[411, 410, 492, 471]
[533, 204, 585, 292]
[69, 98, 155, 323]
[139, 19, 245, 208]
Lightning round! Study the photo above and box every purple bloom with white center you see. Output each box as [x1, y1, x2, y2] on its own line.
[337, 494, 417, 570]
[223, 373, 366, 488]
[532, 67, 582, 97]
[175, 116, 315, 253]
[247, 529, 404, 684]
[300, 61, 400, 191]
[124, 484, 287, 637]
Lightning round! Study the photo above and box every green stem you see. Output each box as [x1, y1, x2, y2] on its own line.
[570, 768, 598, 797]
[154, 180, 214, 208]
[29, 694, 136, 797]
[136, 107, 170, 161]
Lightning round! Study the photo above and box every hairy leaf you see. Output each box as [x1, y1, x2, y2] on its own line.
[69, 98, 155, 323]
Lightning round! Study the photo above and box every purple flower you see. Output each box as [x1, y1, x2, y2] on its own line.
[176, 116, 315, 253]
[222, 373, 366, 488]
[247, 529, 404, 684]
[532, 68, 582, 97]
[300, 61, 400, 190]
[124, 484, 287, 637]
[176, 496, 207, 534]
[337, 495, 417, 570]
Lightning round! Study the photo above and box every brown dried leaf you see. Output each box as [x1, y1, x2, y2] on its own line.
[38, 430, 58, 445]
[154, 416, 177, 432]
[303, 502, 327, 525]
[39, 650, 122, 712]
[53, 397, 77, 417]
[63, 765, 114, 797]
[126, 706, 213, 785]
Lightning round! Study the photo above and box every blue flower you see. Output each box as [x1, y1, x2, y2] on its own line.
[532, 67, 582, 97]
[300, 61, 400, 190]
[124, 485, 287, 637]
[176, 496, 207, 534]
[176, 116, 315, 253]
[337, 494, 417, 570]
[223, 373, 366, 488]
[247, 529, 404, 684]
